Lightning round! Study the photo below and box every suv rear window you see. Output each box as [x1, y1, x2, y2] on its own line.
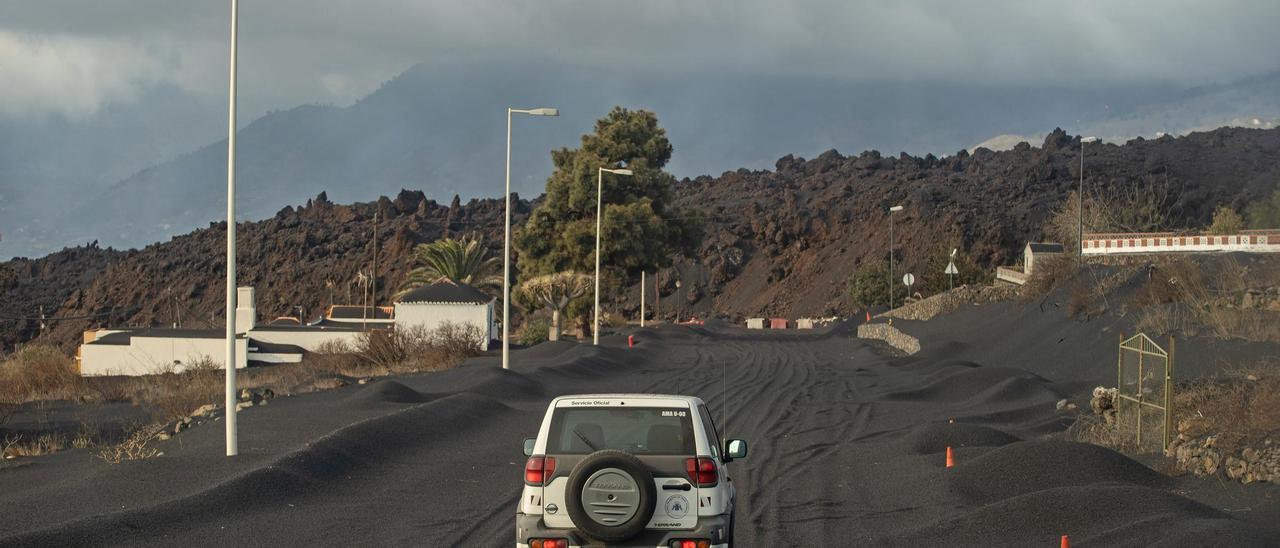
[547, 407, 695, 455]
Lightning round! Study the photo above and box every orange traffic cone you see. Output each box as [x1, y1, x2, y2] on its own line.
[945, 446, 955, 468]
[1060, 535, 1070, 548]
[628, 335, 635, 348]
[865, 311, 871, 322]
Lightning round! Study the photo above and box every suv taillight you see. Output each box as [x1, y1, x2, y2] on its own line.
[684, 457, 717, 486]
[530, 539, 568, 548]
[669, 540, 711, 548]
[524, 456, 556, 485]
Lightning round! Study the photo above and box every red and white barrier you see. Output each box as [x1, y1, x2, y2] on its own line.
[1082, 231, 1279, 256]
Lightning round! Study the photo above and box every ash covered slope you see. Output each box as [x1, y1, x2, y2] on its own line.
[656, 127, 1280, 319]
[34, 191, 523, 353]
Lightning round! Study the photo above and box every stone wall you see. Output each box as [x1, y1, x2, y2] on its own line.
[856, 323, 921, 355]
[882, 284, 1017, 321]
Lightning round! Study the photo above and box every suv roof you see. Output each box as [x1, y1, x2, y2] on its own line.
[551, 394, 705, 407]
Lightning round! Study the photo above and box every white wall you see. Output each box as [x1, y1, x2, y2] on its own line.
[1083, 233, 1279, 256]
[248, 329, 366, 352]
[394, 301, 493, 350]
[80, 337, 247, 377]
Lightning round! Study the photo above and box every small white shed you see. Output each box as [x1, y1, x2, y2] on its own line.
[394, 280, 495, 350]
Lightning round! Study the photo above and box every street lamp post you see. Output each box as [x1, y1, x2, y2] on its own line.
[594, 167, 633, 345]
[888, 205, 904, 309]
[223, 0, 239, 457]
[503, 107, 558, 370]
[1078, 136, 1098, 262]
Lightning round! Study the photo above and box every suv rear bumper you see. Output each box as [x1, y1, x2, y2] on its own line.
[516, 512, 729, 548]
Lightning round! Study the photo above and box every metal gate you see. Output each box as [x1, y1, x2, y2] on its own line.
[1116, 333, 1174, 453]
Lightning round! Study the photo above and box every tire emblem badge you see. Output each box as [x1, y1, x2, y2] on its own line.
[665, 495, 689, 519]
[545, 503, 559, 515]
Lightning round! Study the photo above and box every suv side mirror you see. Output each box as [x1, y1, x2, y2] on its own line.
[522, 437, 536, 457]
[725, 439, 748, 460]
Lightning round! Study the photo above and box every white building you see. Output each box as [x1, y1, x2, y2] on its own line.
[394, 280, 496, 350]
[78, 281, 497, 376]
[996, 242, 1064, 285]
[79, 329, 250, 376]
[78, 287, 385, 376]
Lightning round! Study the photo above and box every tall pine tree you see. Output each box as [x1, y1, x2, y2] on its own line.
[516, 107, 702, 286]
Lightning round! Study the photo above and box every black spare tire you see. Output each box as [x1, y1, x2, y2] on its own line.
[565, 450, 656, 543]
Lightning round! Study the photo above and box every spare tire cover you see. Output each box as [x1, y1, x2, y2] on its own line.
[565, 450, 656, 543]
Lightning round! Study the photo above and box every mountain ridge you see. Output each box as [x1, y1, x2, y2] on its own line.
[6, 125, 1279, 353]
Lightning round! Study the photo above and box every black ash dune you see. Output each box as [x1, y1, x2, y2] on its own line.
[0, 323, 1276, 546]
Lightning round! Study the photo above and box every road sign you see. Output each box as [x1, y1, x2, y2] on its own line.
[902, 273, 915, 287]
[944, 261, 958, 275]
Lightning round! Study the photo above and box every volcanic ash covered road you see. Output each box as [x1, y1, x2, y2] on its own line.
[1, 323, 1276, 547]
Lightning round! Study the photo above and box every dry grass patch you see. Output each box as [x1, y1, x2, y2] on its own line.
[1134, 256, 1280, 342]
[1173, 362, 1280, 457]
[94, 424, 164, 464]
[1021, 256, 1082, 300]
[131, 358, 223, 422]
[2, 432, 69, 458]
[0, 345, 84, 404]
[1066, 410, 1150, 454]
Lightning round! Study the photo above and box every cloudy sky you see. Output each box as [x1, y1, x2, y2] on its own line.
[2, 1, 1279, 258]
[4, 0, 1279, 122]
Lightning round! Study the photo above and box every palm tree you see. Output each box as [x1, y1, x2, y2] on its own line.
[397, 236, 501, 297]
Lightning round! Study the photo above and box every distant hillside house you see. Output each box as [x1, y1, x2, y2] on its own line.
[394, 280, 496, 350]
[1024, 242, 1065, 274]
[996, 242, 1064, 285]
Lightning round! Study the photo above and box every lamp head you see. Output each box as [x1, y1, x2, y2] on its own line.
[889, 205, 904, 212]
[528, 108, 559, 116]
[602, 168, 634, 176]
[1081, 136, 1099, 143]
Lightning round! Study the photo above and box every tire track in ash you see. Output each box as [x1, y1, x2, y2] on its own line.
[639, 333, 880, 546]
[444, 329, 881, 546]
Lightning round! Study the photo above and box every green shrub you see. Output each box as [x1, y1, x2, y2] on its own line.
[847, 263, 907, 309]
[518, 317, 551, 346]
[1209, 205, 1245, 234]
[1244, 188, 1280, 229]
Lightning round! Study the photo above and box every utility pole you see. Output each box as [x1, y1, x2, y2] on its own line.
[1079, 136, 1098, 263]
[503, 107, 559, 368]
[888, 205, 903, 309]
[223, 0, 240, 457]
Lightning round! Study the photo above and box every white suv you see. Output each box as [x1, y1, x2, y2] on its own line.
[516, 394, 748, 548]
